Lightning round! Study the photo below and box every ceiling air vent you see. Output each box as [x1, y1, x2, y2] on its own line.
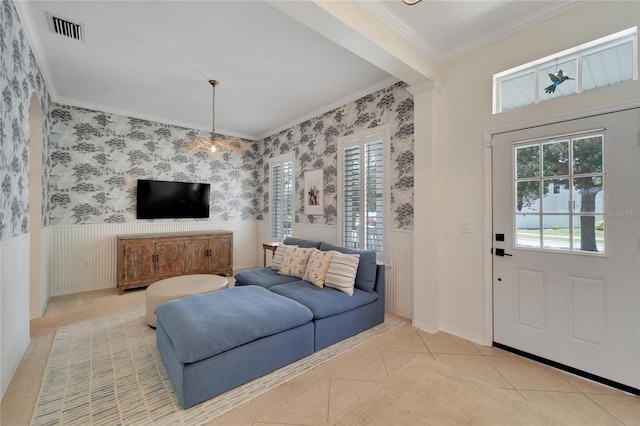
[47, 13, 84, 42]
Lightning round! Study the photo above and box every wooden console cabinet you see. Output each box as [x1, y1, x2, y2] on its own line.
[117, 231, 233, 294]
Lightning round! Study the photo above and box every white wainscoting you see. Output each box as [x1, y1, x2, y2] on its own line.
[293, 223, 339, 244]
[39, 227, 52, 316]
[385, 229, 413, 318]
[46, 221, 260, 296]
[257, 221, 413, 318]
[1, 233, 31, 398]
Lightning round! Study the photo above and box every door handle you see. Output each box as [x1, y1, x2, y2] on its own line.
[495, 248, 512, 257]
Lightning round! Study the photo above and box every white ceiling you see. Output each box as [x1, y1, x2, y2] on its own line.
[16, 0, 580, 140]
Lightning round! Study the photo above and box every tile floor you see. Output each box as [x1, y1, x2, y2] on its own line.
[1, 288, 638, 426]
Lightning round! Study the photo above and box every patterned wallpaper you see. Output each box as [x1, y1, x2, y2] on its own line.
[48, 83, 413, 229]
[4, 0, 413, 232]
[0, 0, 53, 241]
[48, 105, 260, 224]
[260, 82, 414, 230]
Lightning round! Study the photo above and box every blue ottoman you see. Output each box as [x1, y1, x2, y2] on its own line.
[155, 285, 314, 408]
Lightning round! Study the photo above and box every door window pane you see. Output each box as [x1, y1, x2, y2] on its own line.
[543, 215, 571, 251]
[542, 141, 569, 176]
[572, 176, 603, 213]
[516, 215, 540, 248]
[543, 179, 570, 212]
[573, 215, 605, 252]
[516, 145, 540, 178]
[573, 136, 603, 174]
[516, 181, 540, 213]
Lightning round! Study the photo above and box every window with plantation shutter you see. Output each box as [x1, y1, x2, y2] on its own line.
[338, 128, 388, 257]
[270, 154, 294, 240]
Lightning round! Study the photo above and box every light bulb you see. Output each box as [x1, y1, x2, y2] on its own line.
[210, 145, 217, 153]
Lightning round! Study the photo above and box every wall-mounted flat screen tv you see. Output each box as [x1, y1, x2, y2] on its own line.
[136, 179, 210, 219]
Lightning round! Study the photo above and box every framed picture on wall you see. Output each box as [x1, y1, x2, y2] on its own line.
[304, 169, 324, 215]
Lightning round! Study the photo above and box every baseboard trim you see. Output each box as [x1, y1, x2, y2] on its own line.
[0, 336, 30, 400]
[411, 319, 438, 334]
[493, 342, 640, 396]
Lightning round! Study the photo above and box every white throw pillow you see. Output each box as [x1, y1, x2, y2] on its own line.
[324, 251, 360, 296]
[279, 247, 313, 279]
[304, 249, 334, 287]
[271, 244, 297, 271]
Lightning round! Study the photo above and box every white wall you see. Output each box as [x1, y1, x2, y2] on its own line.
[1, 234, 31, 398]
[426, 1, 640, 343]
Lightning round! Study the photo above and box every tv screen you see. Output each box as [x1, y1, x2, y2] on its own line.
[136, 179, 210, 219]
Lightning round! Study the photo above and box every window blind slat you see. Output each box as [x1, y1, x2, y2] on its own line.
[342, 140, 384, 254]
[271, 159, 293, 239]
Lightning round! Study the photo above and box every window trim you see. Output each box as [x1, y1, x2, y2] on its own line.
[269, 153, 295, 241]
[494, 26, 638, 114]
[337, 125, 390, 262]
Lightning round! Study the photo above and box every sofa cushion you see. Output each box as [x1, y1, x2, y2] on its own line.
[283, 237, 322, 249]
[318, 242, 377, 293]
[235, 267, 299, 289]
[155, 286, 313, 364]
[269, 280, 378, 320]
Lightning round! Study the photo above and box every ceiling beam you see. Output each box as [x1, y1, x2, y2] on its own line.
[268, 1, 438, 85]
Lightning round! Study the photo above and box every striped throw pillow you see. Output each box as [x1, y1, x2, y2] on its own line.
[271, 244, 297, 271]
[324, 251, 360, 296]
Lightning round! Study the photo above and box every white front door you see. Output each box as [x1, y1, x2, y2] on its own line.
[492, 108, 640, 391]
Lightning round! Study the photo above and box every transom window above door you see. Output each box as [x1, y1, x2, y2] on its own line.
[494, 27, 637, 113]
[514, 131, 605, 253]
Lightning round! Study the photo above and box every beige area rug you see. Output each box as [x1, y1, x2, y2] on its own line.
[31, 311, 405, 425]
[330, 355, 562, 426]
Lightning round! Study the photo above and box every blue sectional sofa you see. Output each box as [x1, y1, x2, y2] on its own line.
[155, 238, 385, 408]
[235, 237, 385, 350]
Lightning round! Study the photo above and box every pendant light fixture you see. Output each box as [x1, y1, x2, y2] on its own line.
[182, 79, 244, 156]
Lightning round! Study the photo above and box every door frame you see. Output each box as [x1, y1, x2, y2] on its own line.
[482, 99, 640, 348]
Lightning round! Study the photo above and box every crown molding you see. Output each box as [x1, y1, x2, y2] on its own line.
[359, 1, 442, 63]
[54, 96, 258, 141]
[406, 78, 439, 96]
[257, 75, 399, 140]
[437, 0, 587, 64]
[359, 0, 586, 65]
